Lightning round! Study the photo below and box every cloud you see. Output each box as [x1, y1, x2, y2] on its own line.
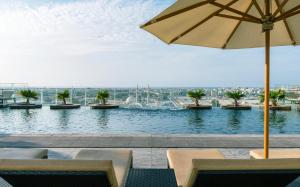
[0, 0, 299, 87]
[0, 0, 170, 56]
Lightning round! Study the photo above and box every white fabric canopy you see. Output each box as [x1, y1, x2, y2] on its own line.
[141, 0, 300, 49]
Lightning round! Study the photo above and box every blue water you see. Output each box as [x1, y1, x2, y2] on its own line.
[0, 107, 300, 134]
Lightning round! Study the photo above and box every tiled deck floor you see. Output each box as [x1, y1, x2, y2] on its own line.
[48, 148, 250, 168]
[2, 134, 300, 168]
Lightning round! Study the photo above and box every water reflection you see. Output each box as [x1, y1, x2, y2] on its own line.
[270, 111, 287, 132]
[0, 108, 10, 116]
[21, 110, 37, 123]
[228, 111, 241, 131]
[1, 106, 299, 134]
[188, 110, 204, 127]
[58, 110, 71, 129]
[97, 110, 109, 127]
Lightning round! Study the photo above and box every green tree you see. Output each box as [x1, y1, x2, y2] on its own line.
[19, 90, 38, 104]
[96, 90, 110, 105]
[259, 89, 286, 106]
[225, 90, 245, 107]
[57, 90, 70, 105]
[187, 89, 206, 106]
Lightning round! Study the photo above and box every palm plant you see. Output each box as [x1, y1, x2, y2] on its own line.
[259, 89, 286, 106]
[225, 90, 245, 107]
[187, 89, 206, 106]
[96, 90, 110, 105]
[259, 93, 265, 104]
[19, 90, 38, 104]
[57, 90, 70, 105]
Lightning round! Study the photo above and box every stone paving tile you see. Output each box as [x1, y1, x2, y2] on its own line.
[150, 148, 168, 168]
[219, 148, 250, 159]
[132, 148, 152, 168]
[48, 149, 74, 160]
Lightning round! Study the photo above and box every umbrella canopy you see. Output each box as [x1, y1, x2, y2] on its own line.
[141, 0, 300, 158]
[141, 0, 300, 48]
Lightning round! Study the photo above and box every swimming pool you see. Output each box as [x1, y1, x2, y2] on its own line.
[0, 107, 299, 134]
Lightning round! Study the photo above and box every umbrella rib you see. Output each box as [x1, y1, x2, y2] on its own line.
[140, 0, 216, 28]
[168, 0, 239, 44]
[274, 4, 300, 21]
[272, 0, 289, 18]
[252, 0, 264, 18]
[209, 1, 261, 23]
[215, 14, 260, 23]
[222, 1, 254, 49]
[274, 0, 296, 45]
[277, 9, 300, 21]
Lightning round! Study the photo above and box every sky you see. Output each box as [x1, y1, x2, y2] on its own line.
[0, 0, 299, 88]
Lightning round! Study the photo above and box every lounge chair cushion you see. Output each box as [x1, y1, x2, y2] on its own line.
[250, 149, 300, 159]
[167, 149, 224, 187]
[0, 159, 118, 187]
[75, 149, 132, 187]
[185, 159, 300, 187]
[0, 148, 48, 159]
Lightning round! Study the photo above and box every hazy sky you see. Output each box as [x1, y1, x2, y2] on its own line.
[0, 0, 299, 88]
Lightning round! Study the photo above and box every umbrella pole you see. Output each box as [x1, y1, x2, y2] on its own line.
[264, 0, 271, 159]
[264, 29, 270, 159]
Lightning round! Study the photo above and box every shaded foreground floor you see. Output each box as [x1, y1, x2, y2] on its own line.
[47, 148, 251, 168]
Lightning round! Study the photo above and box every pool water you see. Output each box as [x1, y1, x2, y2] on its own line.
[0, 107, 300, 134]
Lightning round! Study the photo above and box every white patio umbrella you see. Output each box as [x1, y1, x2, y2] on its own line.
[141, 0, 300, 158]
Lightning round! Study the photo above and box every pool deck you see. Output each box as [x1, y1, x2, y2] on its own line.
[2, 134, 300, 177]
[1, 134, 300, 148]
[1, 147, 299, 185]
[45, 148, 251, 168]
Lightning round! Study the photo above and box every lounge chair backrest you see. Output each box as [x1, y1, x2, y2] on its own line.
[0, 159, 119, 187]
[185, 159, 300, 187]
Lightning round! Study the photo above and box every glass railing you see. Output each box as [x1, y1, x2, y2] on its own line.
[0, 86, 298, 109]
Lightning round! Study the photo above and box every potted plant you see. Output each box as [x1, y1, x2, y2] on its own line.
[259, 89, 291, 111]
[186, 89, 211, 109]
[90, 90, 119, 109]
[10, 89, 42, 109]
[50, 89, 80, 110]
[96, 90, 109, 105]
[222, 90, 251, 110]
